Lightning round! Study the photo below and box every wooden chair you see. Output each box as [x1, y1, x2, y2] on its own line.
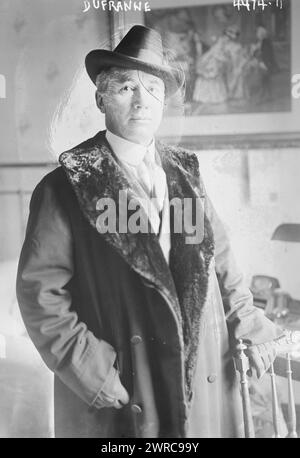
[234, 333, 300, 438]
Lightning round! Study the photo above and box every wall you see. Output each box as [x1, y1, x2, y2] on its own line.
[198, 147, 300, 299]
[0, 0, 109, 260]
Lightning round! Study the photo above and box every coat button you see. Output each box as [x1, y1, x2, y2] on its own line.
[207, 374, 217, 383]
[130, 335, 142, 345]
[131, 404, 142, 414]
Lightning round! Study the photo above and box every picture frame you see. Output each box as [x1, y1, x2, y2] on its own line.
[118, 0, 300, 148]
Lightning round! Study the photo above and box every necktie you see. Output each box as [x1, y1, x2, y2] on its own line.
[136, 156, 152, 196]
[133, 150, 167, 235]
[142, 151, 166, 213]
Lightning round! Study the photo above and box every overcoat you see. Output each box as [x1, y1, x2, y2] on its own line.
[16, 130, 282, 438]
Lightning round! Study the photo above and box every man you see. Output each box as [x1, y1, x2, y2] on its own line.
[16, 25, 283, 438]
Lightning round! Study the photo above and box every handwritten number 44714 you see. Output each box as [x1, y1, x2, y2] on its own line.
[233, 0, 283, 10]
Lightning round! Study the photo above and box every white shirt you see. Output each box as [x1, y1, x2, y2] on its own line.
[106, 130, 155, 189]
[106, 129, 156, 165]
[105, 129, 166, 213]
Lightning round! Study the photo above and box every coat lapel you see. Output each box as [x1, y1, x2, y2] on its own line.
[157, 142, 215, 396]
[59, 131, 215, 398]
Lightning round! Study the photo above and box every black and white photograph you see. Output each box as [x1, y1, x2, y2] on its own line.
[1, 0, 300, 443]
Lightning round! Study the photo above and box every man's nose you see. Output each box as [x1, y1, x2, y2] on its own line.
[132, 86, 150, 109]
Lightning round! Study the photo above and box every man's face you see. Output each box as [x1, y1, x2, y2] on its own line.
[98, 69, 165, 145]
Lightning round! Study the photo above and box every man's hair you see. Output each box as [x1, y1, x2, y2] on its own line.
[95, 67, 130, 94]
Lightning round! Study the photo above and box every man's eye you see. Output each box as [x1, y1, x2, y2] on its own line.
[120, 85, 133, 93]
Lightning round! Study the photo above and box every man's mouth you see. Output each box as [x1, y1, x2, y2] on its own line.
[130, 117, 151, 121]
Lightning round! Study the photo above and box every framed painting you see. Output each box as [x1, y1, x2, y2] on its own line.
[120, 0, 300, 148]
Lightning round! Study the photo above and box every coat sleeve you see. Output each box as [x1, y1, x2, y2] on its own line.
[204, 191, 284, 347]
[16, 175, 123, 408]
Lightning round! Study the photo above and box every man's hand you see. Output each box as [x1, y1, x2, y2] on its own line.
[246, 342, 277, 379]
[94, 366, 130, 409]
[245, 331, 300, 379]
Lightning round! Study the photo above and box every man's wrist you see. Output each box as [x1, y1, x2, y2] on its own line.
[92, 364, 119, 409]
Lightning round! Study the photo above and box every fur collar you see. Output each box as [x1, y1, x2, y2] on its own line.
[59, 130, 215, 398]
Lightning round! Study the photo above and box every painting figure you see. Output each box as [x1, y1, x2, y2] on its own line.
[222, 25, 249, 102]
[249, 26, 280, 103]
[193, 35, 228, 105]
[192, 25, 250, 107]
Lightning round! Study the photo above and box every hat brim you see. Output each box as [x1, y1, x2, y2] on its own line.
[85, 49, 183, 96]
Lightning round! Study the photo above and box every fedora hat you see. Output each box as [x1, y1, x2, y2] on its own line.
[85, 25, 183, 95]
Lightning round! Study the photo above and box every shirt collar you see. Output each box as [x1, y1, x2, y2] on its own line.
[106, 129, 156, 166]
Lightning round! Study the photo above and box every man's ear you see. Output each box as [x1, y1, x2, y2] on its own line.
[95, 91, 105, 113]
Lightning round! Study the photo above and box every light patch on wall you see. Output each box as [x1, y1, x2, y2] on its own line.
[248, 150, 281, 206]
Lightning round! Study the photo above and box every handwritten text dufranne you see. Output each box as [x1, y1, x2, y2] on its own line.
[83, 0, 151, 13]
